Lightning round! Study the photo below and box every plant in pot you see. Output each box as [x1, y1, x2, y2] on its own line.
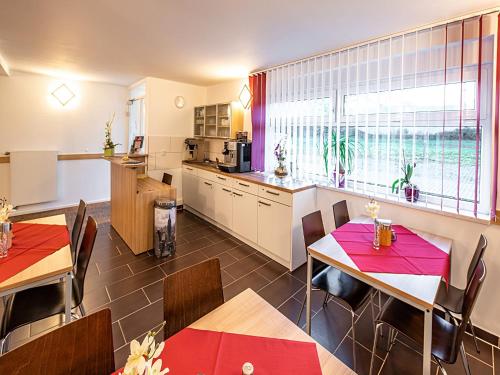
[391, 152, 419, 203]
[103, 113, 120, 157]
[274, 138, 288, 177]
[321, 132, 357, 188]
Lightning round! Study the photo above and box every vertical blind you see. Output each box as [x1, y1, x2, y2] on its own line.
[263, 11, 498, 218]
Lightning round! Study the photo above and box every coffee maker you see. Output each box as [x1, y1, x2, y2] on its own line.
[219, 141, 252, 173]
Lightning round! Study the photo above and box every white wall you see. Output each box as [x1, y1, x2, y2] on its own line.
[0, 71, 128, 213]
[317, 187, 500, 338]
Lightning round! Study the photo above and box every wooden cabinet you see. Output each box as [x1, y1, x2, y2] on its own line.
[232, 189, 258, 244]
[257, 197, 292, 263]
[193, 102, 243, 139]
[214, 183, 233, 229]
[198, 178, 215, 219]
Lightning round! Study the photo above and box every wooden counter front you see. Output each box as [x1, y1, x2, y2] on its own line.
[107, 157, 176, 254]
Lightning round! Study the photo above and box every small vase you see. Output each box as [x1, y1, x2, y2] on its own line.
[275, 160, 288, 177]
[0, 221, 12, 257]
[404, 185, 420, 203]
[372, 219, 380, 251]
[104, 147, 115, 157]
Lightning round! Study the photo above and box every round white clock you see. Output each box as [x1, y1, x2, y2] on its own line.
[174, 96, 185, 109]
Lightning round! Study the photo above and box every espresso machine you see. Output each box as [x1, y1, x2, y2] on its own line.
[184, 138, 206, 161]
[219, 141, 252, 173]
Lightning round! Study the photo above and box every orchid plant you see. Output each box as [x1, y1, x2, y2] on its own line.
[0, 198, 13, 222]
[104, 113, 120, 150]
[120, 322, 169, 375]
[274, 137, 287, 165]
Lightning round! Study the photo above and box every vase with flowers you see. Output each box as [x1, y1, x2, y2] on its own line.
[365, 198, 381, 250]
[103, 113, 121, 157]
[0, 197, 14, 257]
[119, 322, 169, 375]
[274, 138, 288, 177]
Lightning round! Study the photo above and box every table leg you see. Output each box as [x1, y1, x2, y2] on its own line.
[306, 253, 312, 335]
[423, 308, 432, 375]
[65, 272, 72, 324]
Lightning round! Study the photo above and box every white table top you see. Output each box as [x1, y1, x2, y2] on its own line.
[308, 216, 452, 310]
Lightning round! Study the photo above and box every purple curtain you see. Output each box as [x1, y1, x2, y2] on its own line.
[250, 73, 266, 171]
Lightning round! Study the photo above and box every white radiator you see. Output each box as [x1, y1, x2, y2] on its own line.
[10, 151, 58, 207]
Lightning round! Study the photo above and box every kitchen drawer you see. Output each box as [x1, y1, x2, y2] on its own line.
[213, 173, 234, 186]
[182, 165, 198, 176]
[232, 179, 259, 195]
[197, 168, 217, 182]
[258, 186, 292, 206]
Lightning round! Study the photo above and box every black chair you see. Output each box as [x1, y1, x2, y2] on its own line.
[297, 210, 374, 372]
[333, 200, 350, 228]
[71, 199, 87, 264]
[0, 216, 98, 354]
[162, 173, 173, 185]
[435, 234, 487, 353]
[0, 309, 114, 375]
[369, 259, 487, 375]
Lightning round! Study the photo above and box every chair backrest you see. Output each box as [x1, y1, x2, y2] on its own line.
[162, 173, 173, 185]
[71, 199, 87, 259]
[302, 211, 328, 274]
[74, 216, 98, 305]
[163, 258, 224, 339]
[466, 234, 487, 285]
[332, 200, 350, 228]
[0, 309, 114, 375]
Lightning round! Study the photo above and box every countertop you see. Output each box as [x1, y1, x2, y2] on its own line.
[182, 161, 316, 193]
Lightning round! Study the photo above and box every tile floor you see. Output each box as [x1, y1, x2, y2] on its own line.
[2, 202, 499, 375]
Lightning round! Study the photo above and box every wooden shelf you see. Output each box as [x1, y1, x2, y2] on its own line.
[193, 102, 243, 140]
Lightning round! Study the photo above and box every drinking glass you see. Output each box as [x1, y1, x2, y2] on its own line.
[0, 232, 8, 258]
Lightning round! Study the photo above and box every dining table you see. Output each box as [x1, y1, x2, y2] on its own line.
[306, 215, 452, 375]
[0, 214, 74, 324]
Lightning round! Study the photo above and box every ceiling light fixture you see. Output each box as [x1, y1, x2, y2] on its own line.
[51, 84, 75, 106]
[239, 84, 252, 109]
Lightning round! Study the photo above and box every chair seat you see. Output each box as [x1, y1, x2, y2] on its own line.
[312, 266, 372, 311]
[1, 280, 81, 338]
[378, 297, 460, 364]
[435, 280, 464, 314]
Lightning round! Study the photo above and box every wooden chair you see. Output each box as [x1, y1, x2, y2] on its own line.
[163, 258, 224, 339]
[369, 259, 487, 375]
[71, 199, 87, 264]
[0, 309, 114, 375]
[435, 234, 487, 353]
[1, 217, 98, 353]
[297, 210, 373, 372]
[162, 173, 173, 185]
[332, 200, 350, 228]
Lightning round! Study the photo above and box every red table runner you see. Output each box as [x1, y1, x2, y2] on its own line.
[331, 223, 449, 283]
[0, 223, 70, 284]
[113, 328, 323, 374]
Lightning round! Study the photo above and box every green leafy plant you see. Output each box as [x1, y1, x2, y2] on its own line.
[391, 151, 417, 193]
[103, 113, 120, 150]
[321, 132, 357, 176]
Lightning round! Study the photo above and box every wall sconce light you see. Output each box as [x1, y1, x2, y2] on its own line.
[239, 84, 252, 109]
[51, 83, 75, 106]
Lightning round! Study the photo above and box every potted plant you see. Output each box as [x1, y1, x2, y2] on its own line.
[274, 138, 288, 177]
[321, 132, 357, 188]
[0, 197, 14, 255]
[391, 152, 419, 203]
[103, 113, 120, 157]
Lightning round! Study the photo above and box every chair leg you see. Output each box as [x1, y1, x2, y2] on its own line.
[370, 292, 376, 335]
[435, 357, 448, 375]
[296, 295, 306, 325]
[460, 343, 472, 375]
[468, 319, 480, 354]
[0, 332, 11, 355]
[79, 303, 86, 317]
[369, 323, 383, 375]
[322, 292, 329, 307]
[378, 290, 383, 337]
[351, 311, 357, 373]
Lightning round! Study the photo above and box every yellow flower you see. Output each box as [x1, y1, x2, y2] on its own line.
[365, 199, 380, 219]
[150, 359, 169, 375]
[123, 336, 150, 375]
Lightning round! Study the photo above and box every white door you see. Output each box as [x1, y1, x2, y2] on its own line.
[198, 178, 215, 219]
[214, 183, 233, 229]
[232, 189, 258, 243]
[258, 197, 291, 263]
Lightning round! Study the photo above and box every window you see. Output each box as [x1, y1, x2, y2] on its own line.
[265, 14, 497, 218]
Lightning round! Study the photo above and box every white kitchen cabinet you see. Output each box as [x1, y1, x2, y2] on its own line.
[198, 178, 215, 219]
[232, 189, 258, 244]
[214, 183, 233, 229]
[257, 197, 292, 263]
[182, 170, 199, 210]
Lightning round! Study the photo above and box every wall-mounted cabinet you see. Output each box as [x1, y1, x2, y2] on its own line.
[193, 102, 243, 139]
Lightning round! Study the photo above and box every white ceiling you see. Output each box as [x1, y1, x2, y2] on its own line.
[0, 0, 498, 86]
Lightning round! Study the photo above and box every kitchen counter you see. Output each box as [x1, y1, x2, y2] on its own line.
[182, 160, 316, 193]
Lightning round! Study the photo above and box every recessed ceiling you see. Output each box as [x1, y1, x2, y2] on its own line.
[0, 0, 497, 86]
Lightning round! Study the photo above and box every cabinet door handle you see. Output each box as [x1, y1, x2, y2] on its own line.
[222, 188, 232, 193]
[204, 182, 212, 186]
[217, 176, 227, 181]
[238, 182, 250, 187]
[233, 192, 243, 197]
[265, 190, 280, 196]
[258, 200, 271, 206]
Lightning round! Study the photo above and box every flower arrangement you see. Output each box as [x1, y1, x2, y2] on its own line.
[120, 323, 169, 375]
[365, 198, 380, 220]
[391, 151, 419, 202]
[103, 113, 120, 156]
[0, 198, 13, 222]
[274, 138, 288, 177]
